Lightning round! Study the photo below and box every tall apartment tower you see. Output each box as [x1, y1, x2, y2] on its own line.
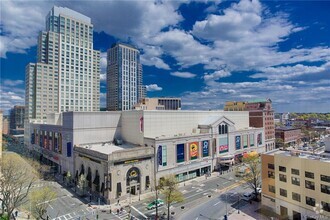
[25, 6, 100, 120]
[106, 43, 144, 111]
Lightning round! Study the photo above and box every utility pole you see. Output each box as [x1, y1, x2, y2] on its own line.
[151, 145, 159, 220]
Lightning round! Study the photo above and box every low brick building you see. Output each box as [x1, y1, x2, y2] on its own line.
[275, 127, 301, 145]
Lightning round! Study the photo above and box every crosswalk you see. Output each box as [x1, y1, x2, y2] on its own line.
[52, 207, 94, 220]
[111, 209, 140, 220]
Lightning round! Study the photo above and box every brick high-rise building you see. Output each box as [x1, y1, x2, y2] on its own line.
[224, 98, 275, 151]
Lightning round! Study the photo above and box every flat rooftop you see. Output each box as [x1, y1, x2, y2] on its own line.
[263, 148, 330, 163]
[78, 142, 135, 155]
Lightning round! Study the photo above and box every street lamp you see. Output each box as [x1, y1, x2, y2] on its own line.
[150, 145, 159, 220]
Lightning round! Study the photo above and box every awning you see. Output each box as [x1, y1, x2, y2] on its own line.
[87, 172, 91, 181]
[101, 182, 105, 193]
[93, 175, 100, 185]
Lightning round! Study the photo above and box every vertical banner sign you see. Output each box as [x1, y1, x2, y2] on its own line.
[202, 140, 209, 157]
[44, 131, 48, 149]
[58, 133, 62, 154]
[54, 133, 58, 152]
[235, 136, 241, 150]
[158, 145, 162, 165]
[67, 142, 72, 157]
[162, 145, 167, 166]
[176, 144, 185, 163]
[243, 135, 248, 148]
[250, 134, 254, 147]
[189, 142, 198, 160]
[49, 132, 53, 151]
[257, 133, 262, 145]
[219, 137, 229, 154]
[40, 131, 43, 147]
[139, 116, 144, 133]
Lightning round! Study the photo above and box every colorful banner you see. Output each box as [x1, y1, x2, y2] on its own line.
[250, 134, 254, 147]
[243, 135, 248, 148]
[257, 133, 262, 145]
[235, 136, 241, 150]
[202, 140, 209, 157]
[162, 145, 167, 166]
[189, 142, 198, 160]
[219, 137, 229, 154]
[177, 144, 185, 163]
[158, 145, 162, 165]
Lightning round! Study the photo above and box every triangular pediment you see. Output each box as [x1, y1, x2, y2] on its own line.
[198, 115, 235, 129]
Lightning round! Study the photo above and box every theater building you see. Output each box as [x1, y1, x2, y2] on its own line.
[26, 110, 265, 203]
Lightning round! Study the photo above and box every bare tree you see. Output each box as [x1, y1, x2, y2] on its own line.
[77, 174, 87, 196]
[158, 175, 184, 220]
[29, 186, 57, 220]
[241, 153, 261, 200]
[0, 153, 37, 218]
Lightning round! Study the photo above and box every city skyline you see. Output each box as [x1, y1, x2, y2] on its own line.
[1, 0, 330, 113]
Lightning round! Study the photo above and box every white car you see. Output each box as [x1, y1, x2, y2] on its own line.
[242, 192, 256, 201]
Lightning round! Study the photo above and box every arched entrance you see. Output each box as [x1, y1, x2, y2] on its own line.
[126, 167, 141, 196]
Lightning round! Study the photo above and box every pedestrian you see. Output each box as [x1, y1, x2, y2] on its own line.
[117, 199, 119, 205]
[117, 209, 119, 215]
[15, 210, 18, 217]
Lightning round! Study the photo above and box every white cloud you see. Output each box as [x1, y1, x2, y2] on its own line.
[0, 83, 25, 114]
[100, 73, 106, 82]
[3, 79, 24, 86]
[0, 1, 52, 57]
[146, 84, 163, 91]
[170, 71, 196, 78]
[251, 63, 329, 80]
[203, 70, 231, 83]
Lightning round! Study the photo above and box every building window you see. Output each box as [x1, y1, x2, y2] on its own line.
[268, 163, 274, 170]
[291, 168, 300, 175]
[305, 171, 314, 179]
[268, 171, 275, 179]
[291, 177, 300, 186]
[292, 192, 301, 202]
[279, 166, 286, 172]
[321, 201, 330, 212]
[268, 185, 275, 193]
[306, 196, 315, 207]
[280, 188, 287, 197]
[305, 180, 315, 190]
[321, 184, 330, 194]
[279, 174, 287, 182]
[321, 175, 330, 183]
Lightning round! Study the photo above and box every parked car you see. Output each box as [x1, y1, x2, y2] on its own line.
[147, 199, 164, 210]
[242, 192, 256, 201]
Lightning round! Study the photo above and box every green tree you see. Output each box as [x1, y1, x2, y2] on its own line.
[29, 186, 57, 220]
[0, 154, 37, 218]
[158, 175, 184, 220]
[77, 174, 87, 195]
[65, 171, 72, 185]
[275, 138, 284, 148]
[241, 153, 261, 200]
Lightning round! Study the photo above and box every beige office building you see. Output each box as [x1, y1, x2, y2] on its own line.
[261, 149, 330, 219]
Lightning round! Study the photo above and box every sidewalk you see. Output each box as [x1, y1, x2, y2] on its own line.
[228, 201, 278, 220]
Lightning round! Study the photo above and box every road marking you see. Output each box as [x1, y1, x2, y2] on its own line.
[131, 205, 148, 219]
[213, 201, 221, 206]
[49, 204, 54, 209]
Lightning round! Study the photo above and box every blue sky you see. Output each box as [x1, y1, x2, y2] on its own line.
[1, 0, 329, 114]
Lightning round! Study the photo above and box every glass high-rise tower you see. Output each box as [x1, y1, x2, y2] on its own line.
[106, 43, 144, 111]
[25, 6, 100, 120]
